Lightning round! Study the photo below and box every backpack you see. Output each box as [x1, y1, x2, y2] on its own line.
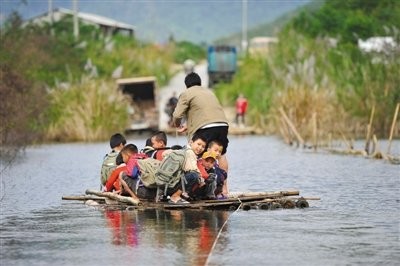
[137, 158, 161, 188]
[100, 151, 118, 185]
[155, 149, 187, 190]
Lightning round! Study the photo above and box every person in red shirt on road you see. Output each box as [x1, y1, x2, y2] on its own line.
[235, 93, 248, 126]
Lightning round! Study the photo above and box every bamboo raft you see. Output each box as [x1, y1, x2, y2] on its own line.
[62, 189, 320, 211]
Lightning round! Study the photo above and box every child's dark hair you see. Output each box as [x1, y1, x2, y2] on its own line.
[208, 139, 223, 149]
[116, 153, 124, 165]
[110, 133, 126, 149]
[120, 143, 138, 155]
[191, 133, 207, 143]
[145, 138, 152, 147]
[184, 72, 201, 88]
[152, 131, 168, 145]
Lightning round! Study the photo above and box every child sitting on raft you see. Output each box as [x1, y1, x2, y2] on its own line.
[118, 144, 157, 201]
[207, 140, 229, 199]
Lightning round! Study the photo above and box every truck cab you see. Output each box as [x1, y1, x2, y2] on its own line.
[207, 45, 237, 88]
[116, 76, 159, 133]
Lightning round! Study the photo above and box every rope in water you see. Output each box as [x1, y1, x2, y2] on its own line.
[204, 198, 243, 266]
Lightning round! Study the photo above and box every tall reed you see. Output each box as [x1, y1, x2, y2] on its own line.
[217, 28, 399, 142]
[46, 77, 129, 142]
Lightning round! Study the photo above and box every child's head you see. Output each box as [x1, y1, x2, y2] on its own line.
[120, 143, 138, 163]
[189, 133, 207, 155]
[151, 131, 167, 148]
[110, 133, 126, 150]
[207, 140, 223, 159]
[144, 138, 152, 147]
[201, 151, 217, 170]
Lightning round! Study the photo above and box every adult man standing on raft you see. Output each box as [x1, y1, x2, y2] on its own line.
[172, 72, 229, 172]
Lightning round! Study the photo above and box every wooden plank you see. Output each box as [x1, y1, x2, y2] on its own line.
[62, 195, 105, 201]
[85, 189, 141, 206]
[228, 190, 299, 198]
[63, 189, 316, 210]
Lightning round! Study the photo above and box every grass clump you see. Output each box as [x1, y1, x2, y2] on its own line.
[45, 78, 130, 142]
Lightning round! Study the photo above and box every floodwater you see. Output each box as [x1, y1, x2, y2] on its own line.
[1, 135, 399, 266]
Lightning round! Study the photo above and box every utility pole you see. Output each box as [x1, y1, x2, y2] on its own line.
[73, 0, 79, 40]
[241, 0, 248, 54]
[48, 0, 54, 35]
[48, 0, 53, 24]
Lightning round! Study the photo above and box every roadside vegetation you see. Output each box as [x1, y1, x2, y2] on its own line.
[215, 0, 399, 145]
[0, 11, 205, 161]
[1, 0, 399, 163]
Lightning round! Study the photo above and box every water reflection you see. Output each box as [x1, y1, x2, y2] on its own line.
[103, 208, 229, 265]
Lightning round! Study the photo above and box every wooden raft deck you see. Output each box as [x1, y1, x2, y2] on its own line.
[62, 189, 320, 211]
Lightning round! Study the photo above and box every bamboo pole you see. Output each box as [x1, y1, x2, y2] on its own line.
[279, 107, 304, 147]
[312, 112, 317, 151]
[328, 133, 332, 149]
[365, 105, 375, 155]
[85, 189, 141, 206]
[279, 117, 292, 145]
[371, 135, 387, 160]
[339, 129, 352, 150]
[260, 197, 321, 202]
[229, 190, 300, 198]
[387, 103, 399, 155]
[62, 195, 106, 201]
[371, 134, 377, 154]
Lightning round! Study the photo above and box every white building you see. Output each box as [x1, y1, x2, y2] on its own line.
[248, 36, 279, 56]
[23, 8, 135, 37]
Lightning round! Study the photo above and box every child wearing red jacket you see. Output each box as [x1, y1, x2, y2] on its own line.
[195, 151, 218, 200]
[118, 144, 156, 201]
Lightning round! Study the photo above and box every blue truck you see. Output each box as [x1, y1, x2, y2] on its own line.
[207, 45, 237, 88]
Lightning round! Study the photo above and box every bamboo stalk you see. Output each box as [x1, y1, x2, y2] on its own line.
[328, 133, 332, 149]
[339, 129, 352, 150]
[260, 197, 321, 202]
[371, 134, 377, 154]
[229, 190, 300, 198]
[312, 112, 317, 151]
[365, 105, 375, 155]
[279, 107, 304, 147]
[85, 189, 141, 206]
[371, 135, 388, 160]
[387, 103, 400, 155]
[62, 195, 106, 201]
[279, 117, 292, 145]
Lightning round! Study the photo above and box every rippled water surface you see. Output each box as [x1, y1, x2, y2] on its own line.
[1, 136, 399, 266]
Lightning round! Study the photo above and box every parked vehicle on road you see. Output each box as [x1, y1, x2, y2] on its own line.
[207, 45, 237, 88]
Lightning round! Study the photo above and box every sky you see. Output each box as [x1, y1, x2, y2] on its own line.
[0, 0, 311, 44]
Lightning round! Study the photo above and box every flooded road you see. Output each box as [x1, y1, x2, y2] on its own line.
[1, 136, 399, 265]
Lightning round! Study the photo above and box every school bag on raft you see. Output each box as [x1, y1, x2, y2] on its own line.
[137, 158, 161, 188]
[155, 149, 187, 197]
[100, 151, 118, 186]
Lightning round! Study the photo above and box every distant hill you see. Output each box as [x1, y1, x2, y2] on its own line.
[216, 0, 324, 46]
[1, 0, 311, 44]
